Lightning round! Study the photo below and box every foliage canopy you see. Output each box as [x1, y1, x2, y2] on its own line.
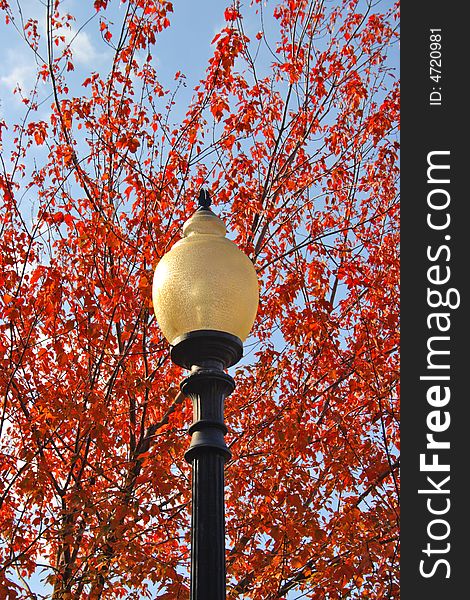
[0, 0, 399, 598]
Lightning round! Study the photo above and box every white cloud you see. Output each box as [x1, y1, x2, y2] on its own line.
[35, 15, 100, 67]
[0, 32, 99, 101]
[0, 62, 36, 93]
[64, 28, 98, 65]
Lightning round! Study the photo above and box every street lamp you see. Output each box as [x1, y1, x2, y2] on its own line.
[152, 190, 259, 600]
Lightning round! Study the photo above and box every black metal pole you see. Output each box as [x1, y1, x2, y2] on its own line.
[183, 367, 233, 599]
[171, 331, 243, 600]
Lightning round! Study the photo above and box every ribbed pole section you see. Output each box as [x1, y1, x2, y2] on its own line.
[182, 366, 234, 600]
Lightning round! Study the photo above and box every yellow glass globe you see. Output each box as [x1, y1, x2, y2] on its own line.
[152, 208, 259, 345]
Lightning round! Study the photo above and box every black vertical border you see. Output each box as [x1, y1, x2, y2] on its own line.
[401, 3, 467, 598]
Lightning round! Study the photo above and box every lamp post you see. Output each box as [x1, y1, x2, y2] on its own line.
[152, 191, 259, 600]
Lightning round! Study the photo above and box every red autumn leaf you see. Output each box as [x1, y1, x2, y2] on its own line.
[224, 7, 240, 21]
[127, 137, 140, 153]
[31, 122, 47, 145]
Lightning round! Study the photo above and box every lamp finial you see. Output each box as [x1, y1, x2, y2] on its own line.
[197, 188, 211, 210]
